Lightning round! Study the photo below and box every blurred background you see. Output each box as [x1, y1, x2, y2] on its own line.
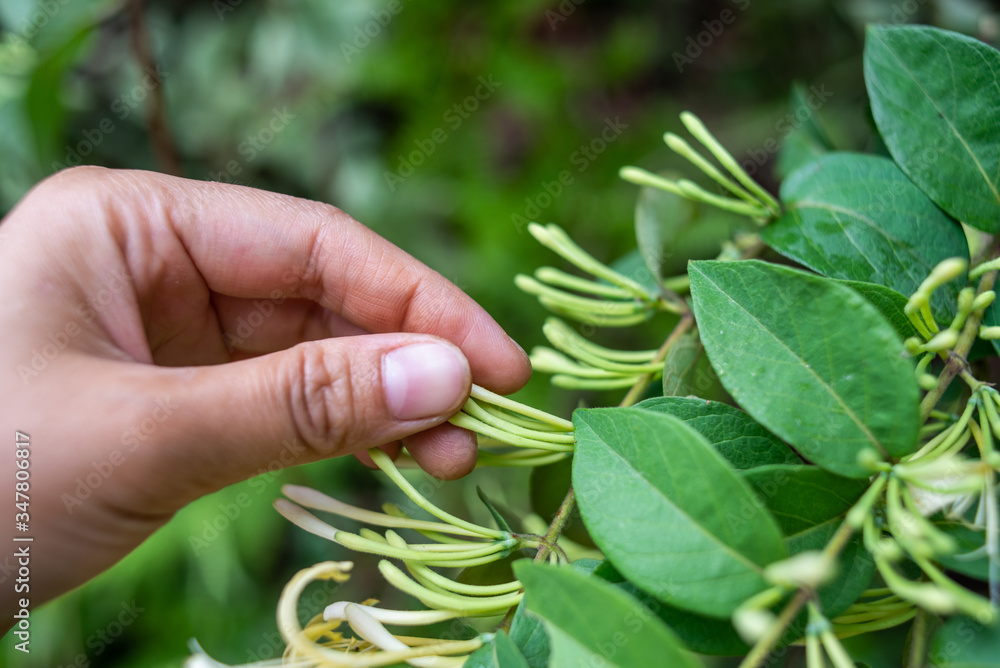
[1, 0, 997, 666]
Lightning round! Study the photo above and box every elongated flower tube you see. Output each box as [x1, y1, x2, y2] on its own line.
[526, 222, 655, 299]
[256, 561, 487, 667]
[342, 604, 466, 668]
[516, 222, 687, 320]
[448, 383, 575, 453]
[378, 560, 523, 616]
[323, 602, 458, 626]
[678, 110, 781, 216]
[282, 485, 490, 538]
[274, 499, 518, 567]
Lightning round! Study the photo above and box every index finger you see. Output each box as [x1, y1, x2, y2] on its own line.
[59, 167, 532, 394]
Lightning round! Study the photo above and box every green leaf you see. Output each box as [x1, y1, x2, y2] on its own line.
[635, 182, 697, 284]
[776, 129, 826, 181]
[592, 559, 750, 656]
[864, 25, 1000, 232]
[789, 81, 836, 149]
[463, 642, 497, 668]
[476, 486, 513, 534]
[573, 407, 787, 617]
[509, 598, 550, 668]
[495, 630, 530, 668]
[515, 562, 700, 668]
[838, 280, 917, 340]
[775, 83, 835, 180]
[689, 260, 920, 478]
[25, 26, 93, 167]
[637, 396, 802, 469]
[762, 152, 968, 322]
[934, 521, 990, 581]
[930, 616, 1000, 667]
[661, 331, 703, 397]
[742, 464, 868, 536]
[609, 247, 660, 296]
[464, 625, 536, 668]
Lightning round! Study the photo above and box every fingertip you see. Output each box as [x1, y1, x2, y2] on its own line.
[468, 328, 533, 396]
[403, 424, 477, 481]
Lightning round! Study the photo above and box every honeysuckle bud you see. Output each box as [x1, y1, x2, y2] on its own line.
[763, 550, 836, 589]
[923, 258, 968, 291]
[980, 326, 1000, 340]
[733, 607, 778, 644]
[324, 602, 459, 625]
[923, 329, 959, 352]
[918, 374, 939, 390]
[957, 287, 976, 315]
[857, 448, 889, 472]
[973, 290, 996, 311]
[905, 291, 929, 316]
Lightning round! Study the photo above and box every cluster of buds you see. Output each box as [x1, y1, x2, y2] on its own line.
[233, 445, 567, 666]
[619, 111, 782, 222]
[515, 222, 682, 326]
[826, 587, 917, 642]
[185, 391, 575, 667]
[449, 384, 574, 468]
[903, 258, 996, 381]
[186, 559, 489, 667]
[529, 317, 665, 390]
[855, 455, 997, 623]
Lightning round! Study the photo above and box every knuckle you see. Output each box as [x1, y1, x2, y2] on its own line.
[286, 344, 365, 457]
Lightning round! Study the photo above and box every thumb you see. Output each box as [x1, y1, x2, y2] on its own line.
[136, 334, 471, 507]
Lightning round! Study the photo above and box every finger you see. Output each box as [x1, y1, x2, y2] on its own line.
[211, 295, 368, 355]
[353, 442, 402, 470]
[126, 334, 472, 508]
[402, 423, 478, 481]
[39, 168, 531, 394]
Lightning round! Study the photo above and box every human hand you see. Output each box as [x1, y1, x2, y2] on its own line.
[0, 167, 530, 627]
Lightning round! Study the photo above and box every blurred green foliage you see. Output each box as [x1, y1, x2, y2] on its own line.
[0, 0, 997, 666]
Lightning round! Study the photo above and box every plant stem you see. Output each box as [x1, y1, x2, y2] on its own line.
[738, 589, 810, 668]
[906, 608, 930, 668]
[919, 270, 998, 422]
[620, 313, 694, 407]
[740, 519, 859, 668]
[531, 315, 695, 564]
[533, 487, 576, 564]
[126, 0, 181, 176]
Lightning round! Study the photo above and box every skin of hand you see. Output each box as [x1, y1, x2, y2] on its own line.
[0, 166, 531, 631]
